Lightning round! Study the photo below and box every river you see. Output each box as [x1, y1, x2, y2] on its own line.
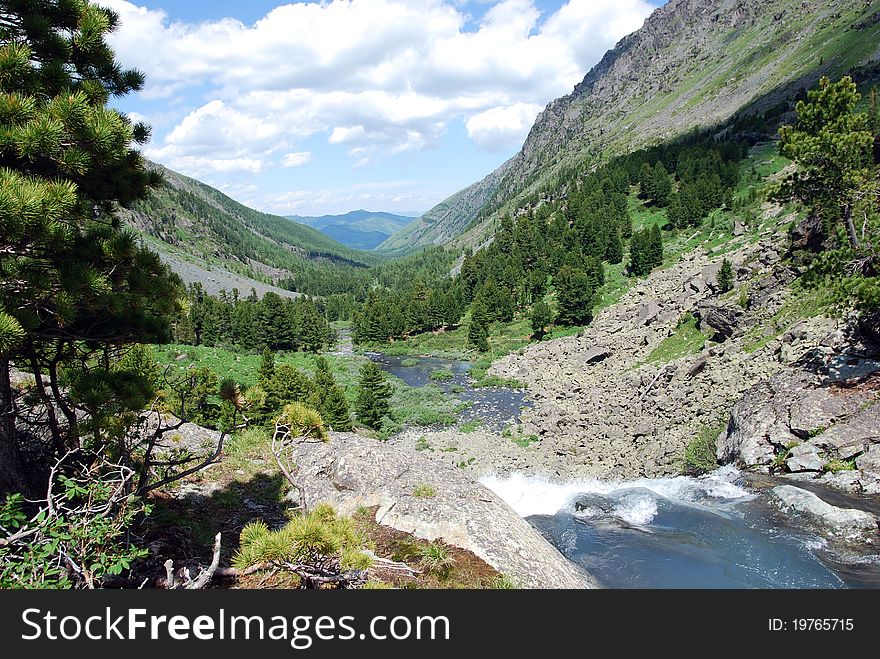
[367, 352, 530, 430]
[370, 352, 880, 589]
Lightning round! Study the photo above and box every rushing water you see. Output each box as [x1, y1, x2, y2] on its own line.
[367, 353, 530, 430]
[369, 352, 880, 588]
[481, 469, 880, 589]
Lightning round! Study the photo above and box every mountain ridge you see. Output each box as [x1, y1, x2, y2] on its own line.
[381, 0, 880, 255]
[290, 209, 416, 250]
[117, 163, 381, 297]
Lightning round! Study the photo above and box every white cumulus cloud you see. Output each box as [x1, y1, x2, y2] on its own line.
[466, 103, 543, 151]
[99, 0, 654, 176]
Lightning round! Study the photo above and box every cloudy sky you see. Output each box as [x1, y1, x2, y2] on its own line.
[100, 0, 661, 217]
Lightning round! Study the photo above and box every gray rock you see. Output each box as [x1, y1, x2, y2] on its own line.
[769, 485, 877, 538]
[637, 301, 662, 326]
[288, 433, 597, 589]
[856, 445, 880, 478]
[582, 347, 612, 365]
[785, 443, 825, 473]
[695, 301, 745, 341]
[686, 356, 708, 379]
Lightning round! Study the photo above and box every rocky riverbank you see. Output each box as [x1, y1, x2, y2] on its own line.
[288, 433, 597, 589]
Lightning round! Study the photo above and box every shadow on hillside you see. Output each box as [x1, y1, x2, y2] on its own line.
[141, 471, 291, 570]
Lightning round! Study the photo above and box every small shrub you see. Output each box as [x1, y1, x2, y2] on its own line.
[233, 505, 370, 574]
[412, 484, 437, 499]
[415, 436, 432, 452]
[430, 369, 454, 382]
[458, 420, 483, 434]
[824, 459, 856, 474]
[419, 543, 455, 577]
[401, 359, 420, 368]
[682, 424, 722, 475]
[276, 402, 327, 441]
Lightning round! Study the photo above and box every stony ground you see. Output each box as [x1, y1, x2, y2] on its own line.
[395, 212, 843, 481]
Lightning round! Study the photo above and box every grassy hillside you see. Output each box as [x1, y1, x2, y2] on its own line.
[118, 164, 382, 297]
[387, 0, 880, 255]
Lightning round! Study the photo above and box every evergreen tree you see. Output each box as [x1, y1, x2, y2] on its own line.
[780, 76, 874, 249]
[258, 349, 276, 389]
[321, 385, 353, 432]
[653, 162, 673, 207]
[355, 362, 393, 431]
[555, 265, 597, 326]
[605, 229, 624, 264]
[530, 300, 555, 340]
[468, 298, 491, 352]
[717, 258, 734, 294]
[0, 0, 182, 492]
[638, 162, 655, 200]
[648, 224, 664, 267]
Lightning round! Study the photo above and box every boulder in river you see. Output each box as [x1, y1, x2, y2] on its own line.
[769, 485, 877, 539]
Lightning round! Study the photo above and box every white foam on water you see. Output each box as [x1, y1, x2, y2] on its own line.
[614, 491, 660, 525]
[480, 465, 751, 520]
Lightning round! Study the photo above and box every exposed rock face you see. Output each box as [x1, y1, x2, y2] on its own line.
[769, 485, 878, 539]
[288, 433, 597, 589]
[718, 356, 880, 494]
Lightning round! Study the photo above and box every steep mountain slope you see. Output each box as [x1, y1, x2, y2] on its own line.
[290, 210, 416, 250]
[383, 0, 880, 254]
[118, 164, 381, 296]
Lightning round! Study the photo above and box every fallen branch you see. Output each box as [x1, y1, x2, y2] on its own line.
[185, 533, 222, 590]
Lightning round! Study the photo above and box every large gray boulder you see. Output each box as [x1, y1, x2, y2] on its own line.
[288, 433, 597, 589]
[769, 485, 877, 539]
[695, 301, 745, 341]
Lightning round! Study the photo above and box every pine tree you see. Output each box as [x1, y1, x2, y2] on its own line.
[555, 266, 597, 326]
[322, 385, 353, 432]
[0, 1, 182, 493]
[717, 258, 734, 294]
[258, 349, 276, 389]
[648, 224, 664, 267]
[355, 362, 393, 431]
[605, 229, 624, 264]
[639, 162, 655, 200]
[468, 298, 491, 352]
[779, 76, 874, 249]
[530, 300, 555, 340]
[653, 162, 673, 207]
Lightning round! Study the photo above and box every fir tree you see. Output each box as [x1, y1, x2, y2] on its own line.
[322, 385, 353, 432]
[468, 299, 491, 352]
[355, 362, 393, 431]
[717, 258, 734, 294]
[605, 229, 624, 264]
[555, 266, 597, 326]
[530, 300, 555, 340]
[258, 349, 276, 389]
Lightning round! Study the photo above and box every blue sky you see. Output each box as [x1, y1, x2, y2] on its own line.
[101, 1, 662, 217]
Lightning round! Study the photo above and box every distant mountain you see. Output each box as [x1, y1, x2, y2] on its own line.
[116, 164, 381, 297]
[380, 0, 880, 254]
[289, 210, 416, 250]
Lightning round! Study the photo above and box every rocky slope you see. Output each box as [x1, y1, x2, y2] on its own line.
[394, 207, 843, 480]
[387, 0, 880, 254]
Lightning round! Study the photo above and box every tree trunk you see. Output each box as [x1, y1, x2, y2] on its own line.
[0, 359, 26, 496]
[844, 203, 859, 249]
